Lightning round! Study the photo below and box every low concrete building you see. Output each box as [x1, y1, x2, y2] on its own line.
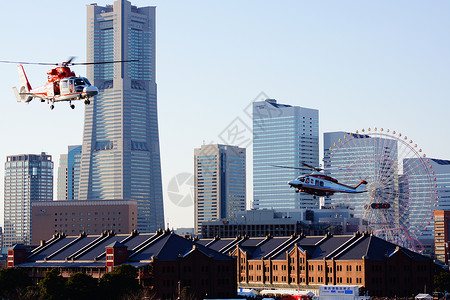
[31, 200, 138, 244]
[201, 208, 361, 238]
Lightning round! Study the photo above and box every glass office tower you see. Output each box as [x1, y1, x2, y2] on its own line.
[194, 144, 246, 235]
[57, 145, 82, 200]
[3, 153, 53, 247]
[253, 99, 319, 210]
[79, 0, 164, 232]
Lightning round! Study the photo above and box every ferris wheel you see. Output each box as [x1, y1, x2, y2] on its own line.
[323, 128, 437, 252]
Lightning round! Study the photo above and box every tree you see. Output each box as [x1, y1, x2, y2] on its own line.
[434, 270, 450, 293]
[180, 286, 196, 300]
[39, 268, 67, 300]
[99, 265, 141, 300]
[0, 267, 32, 300]
[66, 272, 99, 300]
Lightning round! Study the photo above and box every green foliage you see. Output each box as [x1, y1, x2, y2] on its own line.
[0, 267, 32, 299]
[23, 285, 41, 300]
[66, 272, 99, 300]
[180, 286, 195, 300]
[99, 265, 141, 300]
[434, 270, 450, 293]
[39, 268, 67, 300]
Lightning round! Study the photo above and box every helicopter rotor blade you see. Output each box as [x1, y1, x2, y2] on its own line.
[301, 162, 323, 172]
[271, 165, 310, 171]
[0, 60, 59, 66]
[0, 58, 137, 66]
[70, 59, 138, 66]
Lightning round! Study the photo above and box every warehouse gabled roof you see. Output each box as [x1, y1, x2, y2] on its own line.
[13, 230, 233, 269]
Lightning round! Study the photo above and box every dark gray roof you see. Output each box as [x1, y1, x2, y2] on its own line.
[240, 237, 266, 247]
[131, 233, 233, 262]
[205, 238, 237, 252]
[76, 235, 126, 261]
[196, 238, 214, 246]
[250, 237, 291, 260]
[29, 236, 83, 261]
[309, 235, 354, 260]
[107, 241, 127, 248]
[123, 233, 156, 250]
[49, 236, 99, 261]
[226, 233, 432, 263]
[10, 244, 27, 250]
[16, 231, 232, 269]
[298, 236, 326, 246]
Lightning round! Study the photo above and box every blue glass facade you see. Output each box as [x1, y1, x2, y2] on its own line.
[253, 100, 319, 210]
[79, 0, 164, 233]
[194, 145, 246, 235]
[57, 145, 82, 200]
[404, 158, 450, 244]
[3, 153, 53, 247]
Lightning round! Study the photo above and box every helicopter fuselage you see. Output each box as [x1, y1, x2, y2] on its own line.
[13, 64, 98, 110]
[32, 76, 99, 102]
[288, 172, 367, 197]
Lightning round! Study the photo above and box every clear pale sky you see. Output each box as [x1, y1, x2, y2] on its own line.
[0, 1, 449, 230]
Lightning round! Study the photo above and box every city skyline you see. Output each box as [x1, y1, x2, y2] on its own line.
[0, 1, 449, 230]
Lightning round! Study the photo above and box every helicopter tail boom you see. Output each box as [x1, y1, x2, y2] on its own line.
[17, 65, 32, 91]
[13, 65, 33, 103]
[354, 180, 368, 192]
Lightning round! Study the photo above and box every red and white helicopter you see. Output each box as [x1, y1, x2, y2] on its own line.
[1, 57, 132, 110]
[276, 163, 367, 198]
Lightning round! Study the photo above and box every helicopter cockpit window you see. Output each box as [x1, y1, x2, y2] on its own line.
[74, 78, 86, 86]
[320, 181, 324, 187]
[300, 177, 305, 182]
[306, 178, 309, 183]
[83, 78, 92, 86]
[60, 81, 68, 89]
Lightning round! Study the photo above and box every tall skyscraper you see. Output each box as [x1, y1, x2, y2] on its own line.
[253, 99, 319, 210]
[79, 0, 164, 232]
[57, 145, 82, 200]
[194, 144, 246, 235]
[3, 153, 53, 247]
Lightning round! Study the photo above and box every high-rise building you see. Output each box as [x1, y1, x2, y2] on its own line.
[194, 144, 246, 235]
[404, 158, 450, 249]
[3, 153, 53, 247]
[253, 99, 319, 210]
[434, 210, 450, 265]
[57, 145, 82, 200]
[79, 0, 164, 232]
